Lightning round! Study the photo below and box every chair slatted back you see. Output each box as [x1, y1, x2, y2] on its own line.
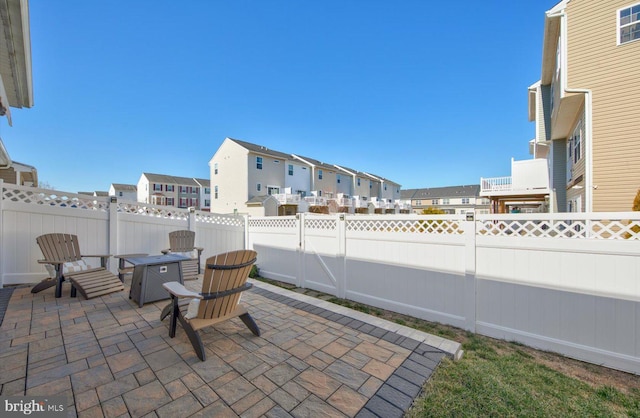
[169, 230, 196, 252]
[36, 233, 83, 263]
[198, 250, 257, 320]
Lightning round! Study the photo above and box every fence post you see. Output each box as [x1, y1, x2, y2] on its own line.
[244, 215, 250, 250]
[298, 213, 305, 289]
[337, 213, 346, 299]
[108, 196, 119, 274]
[188, 207, 196, 231]
[464, 211, 477, 332]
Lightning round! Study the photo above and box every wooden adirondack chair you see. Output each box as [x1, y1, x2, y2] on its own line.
[35, 233, 124, 299]
[161, 230, 203, 280]
[161, 250, 260, 361]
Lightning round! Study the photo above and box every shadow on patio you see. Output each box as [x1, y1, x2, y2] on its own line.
[0, 278, 460, 417]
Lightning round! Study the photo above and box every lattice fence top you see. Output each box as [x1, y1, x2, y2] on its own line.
[248, 217, 297, 229]
[196, 212, 244, 227]
[346, 218, 465, 234]
[117, 202, 189, 220]
[477, 218, 640, 240]
[305, 218, 337, 230]
[3, 187, 110, 211]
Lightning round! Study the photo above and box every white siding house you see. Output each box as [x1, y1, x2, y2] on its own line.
[209, 137, 402, 215]
[109, 183, 137, 201]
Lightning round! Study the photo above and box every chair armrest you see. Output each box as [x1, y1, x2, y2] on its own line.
[194, 247, 204, 254]
[82, 254, 111, 258]
[37, 259, 65, 265]
[201, 283, 253, 300]
[162, 282, 203, 299]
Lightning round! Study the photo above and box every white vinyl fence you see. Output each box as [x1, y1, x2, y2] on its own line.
[0, 182, 245, 284]
[248, 212, 640, 375]
[3, 180, 640, 375]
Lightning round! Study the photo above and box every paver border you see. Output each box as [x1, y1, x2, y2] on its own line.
[250, 280, 462, 417]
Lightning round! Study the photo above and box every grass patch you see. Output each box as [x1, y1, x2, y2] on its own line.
[254, 276, 640, 417]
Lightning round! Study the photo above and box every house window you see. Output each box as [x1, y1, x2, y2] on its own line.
[384, 184, 387, 191]
[369, 181, 372, 189]
[268, 186, 280, 195]
[288, 164, 293, 176]
[214, 163, 218, 175]
[619, 3, 640, 44]
[204, 187, 210, 194]
[337, 174, 341, 184]
[432, 199, 439, 205]
[273, 160, 279, 164]
[153, 183, 162, 191]
[572, 120, 582, 164]
[167, 198, 174, 206]
[442, 198, 450, 205]
[118, 191, 123, 197]
[462, 198, 470, 204]
[166, 185, 174, 192]
[415, 200, 422, 206]
[179, 198, 188, 208]
[214, 186, 218, 199]
[318, 170, 323, 180]
[357, 178, 361, 186]
[256, 156, 263, 170]
[567, 118, 583, 182]
[204, 199, 210, 206]
[257, 183, 261, 192]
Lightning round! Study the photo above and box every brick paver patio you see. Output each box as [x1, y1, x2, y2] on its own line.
[0, 277, 461, 417]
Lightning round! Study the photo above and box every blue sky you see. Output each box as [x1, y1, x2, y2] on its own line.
[2, 0, 558, 192]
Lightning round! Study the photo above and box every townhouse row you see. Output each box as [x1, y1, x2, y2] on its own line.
[209, 138, 403, 216]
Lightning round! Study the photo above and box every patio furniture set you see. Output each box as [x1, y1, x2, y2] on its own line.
[30, 231, 260, 361]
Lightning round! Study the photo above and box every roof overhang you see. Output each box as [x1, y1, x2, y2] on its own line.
[551, 92, 584, 140]
[0, 0, 33, 116]
[540, 1, 566, 85]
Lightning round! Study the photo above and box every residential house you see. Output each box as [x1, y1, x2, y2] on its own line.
[208, 137, 402, 215]
[403, 185, 489, 215]
[482, 0, 640, 213]
[0, 0, 34, 184]
[109, 183, 137, 201]
[194, 178, 211, 212]
[137, 173, 203, 210]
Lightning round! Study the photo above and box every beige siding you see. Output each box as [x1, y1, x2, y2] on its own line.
[566, 0, 640, 211]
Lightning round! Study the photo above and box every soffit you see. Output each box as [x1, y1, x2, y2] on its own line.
[0, 0, 33, 109]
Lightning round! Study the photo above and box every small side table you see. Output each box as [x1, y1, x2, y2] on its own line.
[126, 254, 189, 308]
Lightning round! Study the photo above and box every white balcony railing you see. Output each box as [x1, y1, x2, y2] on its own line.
[481, 158, 550, 196]
[304, 196, 327, 206]
[332, 197, 352, 207]
[273, 193, 301, 205]
[480, 176, 513, 193]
